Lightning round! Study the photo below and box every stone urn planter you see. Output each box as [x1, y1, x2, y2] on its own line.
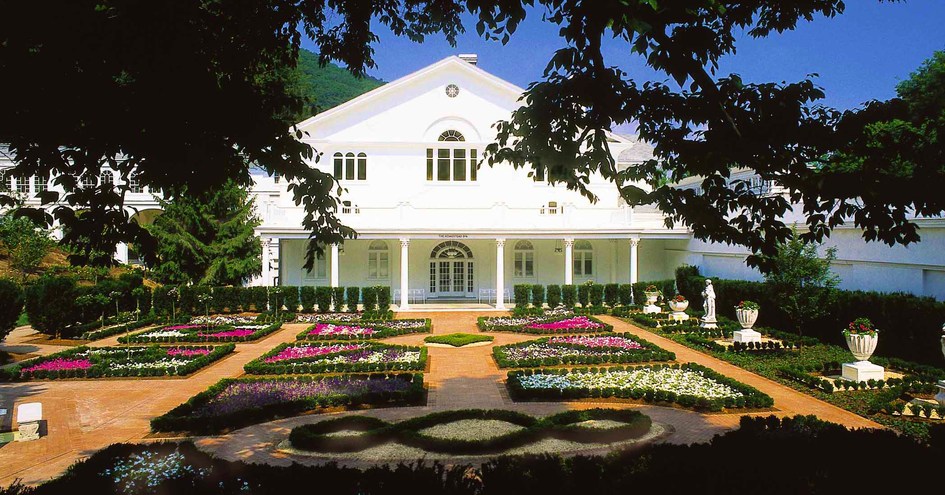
[668, 299, 689, 313]
[735, 308, 759, 330]
[844, 333, 879, 362]
[644, 291, 660, 305]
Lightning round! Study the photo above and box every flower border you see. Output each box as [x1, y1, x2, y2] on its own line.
[244, 342, 428, 374]
[493, 332, 675, 368]
[296, 319, 432, 341]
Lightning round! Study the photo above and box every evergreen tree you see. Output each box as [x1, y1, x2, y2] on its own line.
[147, 180, 262, 286]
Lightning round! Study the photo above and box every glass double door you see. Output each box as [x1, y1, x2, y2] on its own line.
[433, 260, 474, 297]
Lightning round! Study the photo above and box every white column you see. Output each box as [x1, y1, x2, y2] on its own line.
[629, 237, 640, 284]
[260, 238, 272, 286]
[330, 243, 340, 287]
[495, 238, 506, 309]
[399, 238, 410, 310]
[564, 238, 574, 285]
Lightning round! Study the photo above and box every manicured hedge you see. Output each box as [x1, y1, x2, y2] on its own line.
[546, 284, 562, 308]
[119, 322, 283, 344]
[289, 408, 651, 455]
[424, 333, 494, 347]
[243, 342, 427, 374]
[507, 363, 774, 411]
[297, 319, 432, 340]
[514, 284, 531, 308]
[79, 317, 158, 341]
[493, 332, 676, 368]
[150, 373, 425, 434]
[675, 266, 945, 365]
[2, 344, 235, 381]
[0, 278, 23, 341]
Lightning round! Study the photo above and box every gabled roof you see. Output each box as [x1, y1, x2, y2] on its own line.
[294, 56, 526, 130]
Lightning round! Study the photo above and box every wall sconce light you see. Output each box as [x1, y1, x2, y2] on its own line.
[554, 240, 563, 254]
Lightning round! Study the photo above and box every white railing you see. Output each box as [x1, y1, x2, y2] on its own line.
[478, 288, 511, 305]
[393, 288, 426, 304]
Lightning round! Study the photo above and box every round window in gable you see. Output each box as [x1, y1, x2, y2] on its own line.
[445, 84, 460, 98]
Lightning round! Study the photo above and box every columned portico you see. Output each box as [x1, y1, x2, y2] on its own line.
[330, 243, 340, 287]
[564, 238, 574, 285]
[629, 237, 640, 284]
[399, 238, 410, 310]
[495, 238, 506, 309]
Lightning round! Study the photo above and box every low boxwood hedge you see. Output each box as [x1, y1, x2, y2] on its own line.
[424, 333, 494, 347]
[493, 332, 675, 368]
[79, 317, 158, 341]
[150, 373, 425, 434]
[118, 321, 283, 344]
[297, 319, 432, 340]
[289, 408, 651, 455]
[243, 342, 428, 374]
[1, 344, 235, 381]
[506, 363, 774, 411]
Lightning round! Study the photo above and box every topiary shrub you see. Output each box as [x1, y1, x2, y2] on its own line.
[617, 284, 633, 306]
[589, 283, 604, 306]
[531, 284, 545, 309]
[375, 286, 391, 312]
[546, 285, 562, 308]
[514, 284, 531, 308]
[315, 286, 332, 313]
[604, 283, 618, 307]
[562, 284, 577, 308]
[577, 283, 591, 307]
[361, 286, 378, 312]
[332, 287, 345, 312]
[345, 286, 360, 312]
[299, 286, 317, 313]
[0, 278, 24, 341]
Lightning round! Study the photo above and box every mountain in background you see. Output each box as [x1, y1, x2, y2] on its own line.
[293, 49, 386, 119]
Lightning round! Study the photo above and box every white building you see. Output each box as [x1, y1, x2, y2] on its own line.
[2, 55, 943, 304]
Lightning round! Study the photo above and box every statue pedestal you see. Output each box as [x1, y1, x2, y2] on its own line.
[643, 304, 661, 314]
[700, 317, 717, 329]
[841, 361, 885, 382]
[935, 380, 945, 407]
[733, 329, 762, 344]
[669, 311, 689, 322]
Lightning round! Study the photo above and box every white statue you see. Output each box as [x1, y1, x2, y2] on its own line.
[701, 279, 717, 328]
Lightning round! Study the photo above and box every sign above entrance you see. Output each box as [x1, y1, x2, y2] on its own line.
[438, 234, 469, 239]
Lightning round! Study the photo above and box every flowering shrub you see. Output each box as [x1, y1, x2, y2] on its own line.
[151, 373, 425, 434]
[245, 342, 426, 374]
[493, 333, 675, 368]
[507, 364, 773, 411]
[737, 301, 760, 311]
[844, 317, 878, 336]
[479, 314, 612, 334]
[297, 318, 431, 340]
[119, 322, 282, 344]
[4, 344, 234, 380]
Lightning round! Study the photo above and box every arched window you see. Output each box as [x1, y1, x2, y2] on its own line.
[345, 152, 355, 180]
[368, 240, 389, 279]
[99, 170, 114, 188]
[333, 151, 367, 181]
[333, 152, 343, 179]
[438, 130, 465, 142]
[573, 240, 593, 277]
[513, 240, 535, 278]
[430, 241, 473, 259]
[357, 152, 367, 180]
[80, 173, 97, 189]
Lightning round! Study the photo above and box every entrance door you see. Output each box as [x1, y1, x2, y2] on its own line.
[429, 241, 474, 298]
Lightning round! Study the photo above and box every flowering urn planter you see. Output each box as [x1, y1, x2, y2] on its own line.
[844, 333, 878, 362]
[668, 300, 689, 321]
[735, 308, 759, 330]
[643, 292, 661, 314]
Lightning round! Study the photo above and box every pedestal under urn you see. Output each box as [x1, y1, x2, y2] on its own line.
[668, 297, 689, 322]
[643, 291, 661, 314]
[733, 306, 761, 344]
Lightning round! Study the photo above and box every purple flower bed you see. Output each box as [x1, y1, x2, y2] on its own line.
[21, 357, 92, 373]
[297, 319, 431, 341]
[493, 333, 675, 368]
[263, 343, 365, 363]
[526, 316, 606, 331]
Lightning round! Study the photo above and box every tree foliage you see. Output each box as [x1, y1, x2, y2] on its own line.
[0, 212, 55, 279]
[0, 278, 24, 342]
[762, 228, 840, 335]
[147, 180, 262, 286]
[0, 1, 940, 272]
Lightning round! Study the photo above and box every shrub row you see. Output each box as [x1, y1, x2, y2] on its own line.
[153, 284, 392, 316]
[675, 266, 945, 366]
[289, 408, 651, 455]
[118, 322, 283, 344]
[297, 319, 432, 340]
[243, 343, 427, 374]
[0, 278, 23, 342]
[511, 281, 678, 310]
[492, 333, 676, 368]
[777, 366, 836, 393]
[150, 373, 425, 434]
[507, 363, 774, 411]
[79, 317, 158, 341]
[1, 344, 235, 381]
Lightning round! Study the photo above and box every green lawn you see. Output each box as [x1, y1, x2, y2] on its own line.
[16, 311, 29, 327]
[424, 333, 494, 347]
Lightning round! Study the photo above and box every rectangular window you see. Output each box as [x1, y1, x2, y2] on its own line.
[470, 149, 477, 181]
[35, 174, 47, 193]
[345, 155, 355, 180]
[514, 252, 534, 277]
[16, 177, 30, 194]
[437, 149, 450, 181]
[334, 156, 343, 179]
[368, 252, 389, 279]
[426, 149, 434, 180]
[467, 262, 474, 292]
[429, 262, 436, 293]
[453, 149, 466, 181]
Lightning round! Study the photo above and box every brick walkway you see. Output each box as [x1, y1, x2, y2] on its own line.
[0, 311, 880, 486]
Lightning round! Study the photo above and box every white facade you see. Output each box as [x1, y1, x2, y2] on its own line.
[2, 56, 943, 302]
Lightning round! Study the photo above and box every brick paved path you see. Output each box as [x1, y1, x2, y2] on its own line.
[0, 311, 880, 486]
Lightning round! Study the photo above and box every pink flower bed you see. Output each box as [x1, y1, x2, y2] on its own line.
[197, 329, 255, 338]
[525, 316, 606, 331]
[263, 344, 364, 363]
[22, 358, 92, 373]
[548, 335, 643, 350]
[166, 348, 212, 357]
[307, 323, 376, 337]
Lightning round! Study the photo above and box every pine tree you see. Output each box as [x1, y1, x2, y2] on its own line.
[147, 180, 262, 286]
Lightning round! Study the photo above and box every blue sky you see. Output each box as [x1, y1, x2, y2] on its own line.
[302, 1, 945, 112]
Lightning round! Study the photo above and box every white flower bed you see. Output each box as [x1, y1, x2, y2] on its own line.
[110, 358, 194, 371]
[320, 350, 421, 365]
[138, 330, 189, 338]
[418, 419, 524, 441]
[517, 368, 744, 401]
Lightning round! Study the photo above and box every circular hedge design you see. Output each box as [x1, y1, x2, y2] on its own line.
[289, 408, 651, 455]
